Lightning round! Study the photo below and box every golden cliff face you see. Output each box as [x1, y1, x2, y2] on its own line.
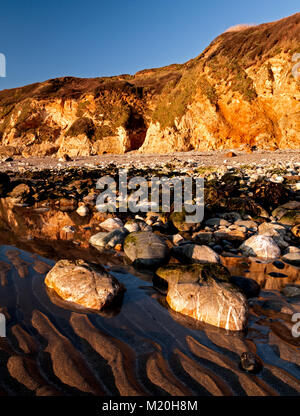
[0, 13, 299, 157]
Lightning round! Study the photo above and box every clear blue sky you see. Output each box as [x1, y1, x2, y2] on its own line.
[0, 0, 299, 90]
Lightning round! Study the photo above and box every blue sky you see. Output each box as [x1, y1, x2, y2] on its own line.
[0, 0, 299, 90]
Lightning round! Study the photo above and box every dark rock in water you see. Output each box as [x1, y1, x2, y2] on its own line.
[124, 231, 169, 268]
[240, 352, 262, 374]
[272, 260, 285, 270]
[268, 272, 288, 278]
[231, 276, 261, 298]
[60, 154, 72, 162]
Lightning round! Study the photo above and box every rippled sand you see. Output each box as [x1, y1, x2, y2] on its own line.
[0, 241, 300, 396]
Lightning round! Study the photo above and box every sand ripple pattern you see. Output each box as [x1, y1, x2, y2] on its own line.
[0, 245, 300, 396]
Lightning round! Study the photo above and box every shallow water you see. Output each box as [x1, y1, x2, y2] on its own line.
[0, 233, 300, 396]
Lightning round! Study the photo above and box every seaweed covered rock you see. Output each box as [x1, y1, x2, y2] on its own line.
[124, 231, 169, 268]
[45, 259, 125, 310]
[226, 197, 269, 218]
[156, 263, 231, 288]
[272, 201, 300, 226]
[251, 180, 289, 208]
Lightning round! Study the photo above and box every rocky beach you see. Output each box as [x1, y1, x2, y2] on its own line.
[0, 8, 299, 399]
[0, 149, 299, 396]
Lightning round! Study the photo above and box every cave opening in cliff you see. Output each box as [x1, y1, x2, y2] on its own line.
[125, 111, 147, 151]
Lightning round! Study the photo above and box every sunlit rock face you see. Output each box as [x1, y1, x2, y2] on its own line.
[166, 280, 248, 331]
[156, 263, 248, 331]
[0, 13, 299, 157]
[45, 259, 125, 310]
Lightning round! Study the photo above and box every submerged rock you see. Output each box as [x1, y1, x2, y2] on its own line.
[45, 259, 125, 310]
[272, 201, 300, 225]
[231, 275, 260, 299]
[124, 231, 169, 267]
[239, 352, 262, 374]
[240, 235, 281, 259]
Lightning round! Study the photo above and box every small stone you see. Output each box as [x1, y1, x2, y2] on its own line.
[76, 205, 89, 217]
[240, 352, 262, 374]
[99, 217, 123, 231]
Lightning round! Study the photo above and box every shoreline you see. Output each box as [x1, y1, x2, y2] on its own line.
[0, 149, 299, 173]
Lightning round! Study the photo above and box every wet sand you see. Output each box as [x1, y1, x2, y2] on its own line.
[0, 234, 300, 396]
